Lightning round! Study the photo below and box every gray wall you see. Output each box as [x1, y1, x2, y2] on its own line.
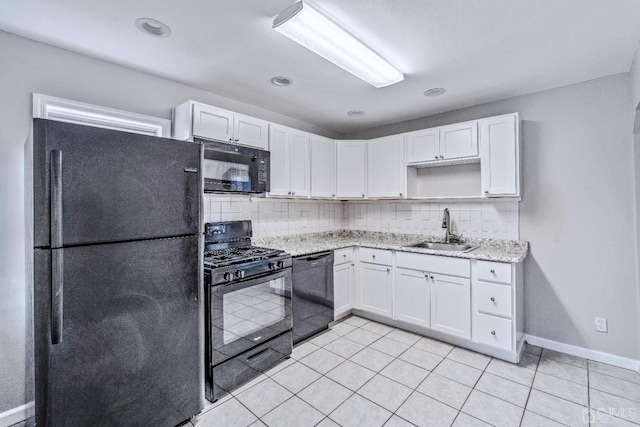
[347, 73, 640, 361]
[0, 30, 339, 418]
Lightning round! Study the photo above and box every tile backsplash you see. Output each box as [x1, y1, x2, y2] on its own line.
[204, 195, 519, 240]
[346, 201, 519, 240]
[203, 195, 347, 238]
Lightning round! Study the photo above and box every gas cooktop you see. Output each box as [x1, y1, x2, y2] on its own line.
[203, 246, 285, 268]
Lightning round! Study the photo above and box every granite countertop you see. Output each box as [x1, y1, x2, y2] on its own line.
[254, 230, 528, 263]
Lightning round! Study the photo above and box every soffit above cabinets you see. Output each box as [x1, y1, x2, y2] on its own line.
[2, 0, 640, 134]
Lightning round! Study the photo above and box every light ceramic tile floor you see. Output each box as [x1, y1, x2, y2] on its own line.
[191, 316, 640, 427]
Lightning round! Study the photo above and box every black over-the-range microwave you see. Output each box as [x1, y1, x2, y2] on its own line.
[198, 138, 270, 194]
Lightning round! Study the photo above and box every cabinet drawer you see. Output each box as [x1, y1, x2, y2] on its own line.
[476, 281, 512, 318]
[359, 248, 393, 266]
[475, 313, 512, 351]
[476, 260, 512, 284]
[396, 252, 470, 277]
[334, 247, 355, 265]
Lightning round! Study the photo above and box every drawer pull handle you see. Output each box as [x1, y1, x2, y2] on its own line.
[490, 269, 496, 274]
[490, 297, 495, 302]
[247, 347, 269, 361]
[343, 254, 347, 258]
[490, 330, 496, 336]
[372, 255, 376, 259]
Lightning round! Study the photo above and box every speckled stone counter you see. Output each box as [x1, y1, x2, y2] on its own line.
[254, 230, 528, 263]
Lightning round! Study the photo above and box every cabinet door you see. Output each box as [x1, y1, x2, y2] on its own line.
[334, 262, 354, 318]
[310, 134, 336, 198]
[405, 128, 440, 163]
[439, 121, 478, 160]
[192, 104, 234, 142]
[367, 136, 405, 198]
[234, 113, 269, 150]
[268, 124, 290, 196]
[395, 268, 430, 328]
[290, 129, 311, 197]
[336, 140, 367, 198]
[360, 263, 392, 317]
[480, 114, 519, 196]
[430, 274, 470, 339]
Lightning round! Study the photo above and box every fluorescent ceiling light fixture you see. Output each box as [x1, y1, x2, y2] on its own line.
[273, 1, 403, 88]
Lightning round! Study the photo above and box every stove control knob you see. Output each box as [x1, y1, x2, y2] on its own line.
[268, 262, 277, 270]
[235, 270, 245, 279]
[223, 272, 233, 281]
[277, 260, 285, 269]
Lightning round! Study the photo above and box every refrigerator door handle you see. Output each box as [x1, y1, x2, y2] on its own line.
[51, 149, 64, 344]
[51, 149, 63, 248]
[51, 249, 63, 344]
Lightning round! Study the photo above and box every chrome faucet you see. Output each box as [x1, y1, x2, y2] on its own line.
[442, 208, 462, 243]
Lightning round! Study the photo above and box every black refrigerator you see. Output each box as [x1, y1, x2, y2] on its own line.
[30, 119, 203, 426]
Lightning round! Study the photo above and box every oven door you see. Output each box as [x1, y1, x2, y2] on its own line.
[202, 142, 269, 193]
[208, 268, 292, 366]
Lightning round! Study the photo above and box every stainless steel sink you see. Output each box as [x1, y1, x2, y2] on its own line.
[406, 242, 477, 252]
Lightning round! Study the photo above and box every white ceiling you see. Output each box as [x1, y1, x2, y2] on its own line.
[1, 0, 640, 135]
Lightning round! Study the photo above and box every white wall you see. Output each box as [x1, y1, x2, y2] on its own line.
[348, 73, 640, 361]
[0, 30, 340, 421]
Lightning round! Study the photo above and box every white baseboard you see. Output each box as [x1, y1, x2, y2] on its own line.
[0, 401, 34, 427]
[525, 334, 640, 373]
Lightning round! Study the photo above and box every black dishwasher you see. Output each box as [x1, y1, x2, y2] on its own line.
[292, 251, 334, 344]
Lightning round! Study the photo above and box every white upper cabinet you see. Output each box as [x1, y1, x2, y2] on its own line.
[336, 140, 367, 199]
[405, 128, 439, 163]
[173, 101, 269, 150]
[367, 135, 405, 198]
[310, 134, 336, 198]
[268, 124, 310, 197]
[404, 121, 478, 164]
[439, 121, 479, 161]
[480, 113, 520, 197]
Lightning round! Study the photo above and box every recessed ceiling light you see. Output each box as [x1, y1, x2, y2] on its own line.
[424, 88, 446, 97]
[270, 76, 293, 86]
[135, 18, 172, 37]
[347, 110, 365, 118]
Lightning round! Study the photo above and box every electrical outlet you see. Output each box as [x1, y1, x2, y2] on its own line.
[595, 317, 608, 333]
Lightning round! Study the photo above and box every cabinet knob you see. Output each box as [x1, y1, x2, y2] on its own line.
[292, 191, 295, 195]
[490, 297, 495, 302]
[434, 155, 439, 159]
[332, 194, 335, 197]
[229, 138, 234, 141]
[351, 263, 354, 266]
[490, 269, 495, 274]
[430, 275, 434, 280]
[440, 155, 444, 159]
[288, 191, 292, 195]
[386, 268, 390, 272]
[491, 330, 496, 336]
[485, 190, 489, 194]
[343, 254, 347, 258]
[235, 138, 239, 142]
[362, 194, 365, 197]
[399, 193, 403, 196]
[372, 255, 376, 259]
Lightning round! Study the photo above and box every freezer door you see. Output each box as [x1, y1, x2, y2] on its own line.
[34, 236, 201, 427]
[33, 119, 201, 247]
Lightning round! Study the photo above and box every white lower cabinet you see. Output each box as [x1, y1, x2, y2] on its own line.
[332, 247, 523, 363]
[334, 254, 355, 319]
[395, 268, 430, 328]
[360, 262, 393, 318]
[430, 274, 471, 339]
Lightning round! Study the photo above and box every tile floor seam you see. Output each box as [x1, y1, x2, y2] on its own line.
[525, 389, 590, 424]
[455, 353, 492, 424]
[520, 362, 540, 427]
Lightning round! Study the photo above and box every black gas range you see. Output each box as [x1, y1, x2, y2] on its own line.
[203, 220, 292, 402]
